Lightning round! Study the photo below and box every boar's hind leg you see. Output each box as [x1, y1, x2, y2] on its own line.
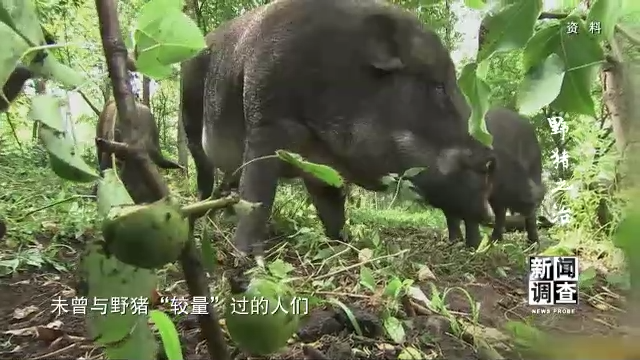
[444, 214, 464, 243]
[464, 221, 481, 249]
[524, 211, 539, 244]
[303, 177, 346, 241]
[232, 126, 285, 256]
[490, 205, 507, 242]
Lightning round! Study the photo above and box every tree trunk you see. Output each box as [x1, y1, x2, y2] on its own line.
[142, 76, 150, 106]
[603, 32, 637, 189]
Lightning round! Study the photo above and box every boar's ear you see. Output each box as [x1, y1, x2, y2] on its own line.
[436, 148, 468, 176]
[363, 13, 405, 72]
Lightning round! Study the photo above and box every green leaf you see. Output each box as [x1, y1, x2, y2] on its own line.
[359, 266, 376, 292]
[578, 267, 597, 289]
[551, 17, 605, 116]
[134, 58, 175, 81]
[401, 167, 427, 179]
[517, 53, 565, 115]
[268, 259, 295, 279]
[136, 0, 184, 31]
[103, 316, 158, 360]
[149, 310, 184, 360]
[82, 174, 158, 358]
[383, 277, 403, 299]
[383, 316, 406, 343]
[33, 56, 86, 89]
[522, 18, 605, 116]
[0, 22, 29, 104]
[275, 150, 344, 187]
[587, 0, 624, 42]
[97, 169, 135, 216]
[29, 95, 65, 131]
[458, 63, 492, 147]
[464, 0, 486, 10]
[523, 23, 562, 71]
[134, 9, 205, 70]
[0, 2, 17, 31]
[37, 124, 99, 183]
[380, 174, 398, 187]
[80, 240, 157, 344]
[477, 0, 543, 62]
[476, 59, 490, 79]
[328, 298, 364, 336]
[0, 0, 44, 46]
[614, 197, 640, 317]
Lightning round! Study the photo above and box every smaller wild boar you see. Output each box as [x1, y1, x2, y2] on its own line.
[96, 99, 182, 203]
[443, 107, 545, 247]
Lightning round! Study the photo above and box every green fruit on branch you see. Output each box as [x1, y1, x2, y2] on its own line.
[224, 276, 300, 356]
[102, 197, 189, 269]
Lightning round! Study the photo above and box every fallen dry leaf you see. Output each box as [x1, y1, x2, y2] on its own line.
[13, 305, 40, 320]
[3, 323, 65, 342]
[417, 264, 437, 281]
[36, 326, 64, 342]
[358, 248, 373, 262]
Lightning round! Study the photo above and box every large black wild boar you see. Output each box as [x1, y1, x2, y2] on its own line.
[440, 107, 545, 247]
[96, 99, 182, 203]
[181, 0, 497, 256]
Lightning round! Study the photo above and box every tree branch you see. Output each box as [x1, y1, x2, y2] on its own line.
[78, 90, 102, 116]
[93, 2, 229, 360]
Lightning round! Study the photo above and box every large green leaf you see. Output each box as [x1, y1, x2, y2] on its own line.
[0, 22, 29, 105]
[517, 54, 565, 115]
[36, 123, 99, 183]
[458, 63, 492, 147]
[522, 17, 605, 116]
[135, 0, 184, 30]
[33, 56, 85, 89]
[586, 0, 624, 42]
[29, 95, 65, 131]
[149, 310, 184, 360]
[477, 0, 542, 62]
[0, 0, 44, 47]
[132, 0, 205, 75]
[522, 23, 562, 70]
[552, 17, 605, 116]
[81, 170, 157, 358]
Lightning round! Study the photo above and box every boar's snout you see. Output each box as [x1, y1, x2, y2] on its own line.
[412, 145, 496, 222]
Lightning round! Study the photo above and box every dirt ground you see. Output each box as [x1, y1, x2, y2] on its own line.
[0, 226, 626, 360]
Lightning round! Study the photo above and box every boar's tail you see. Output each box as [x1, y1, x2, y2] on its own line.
[148, 148, 183, 170]
[181, 51, 215, 200]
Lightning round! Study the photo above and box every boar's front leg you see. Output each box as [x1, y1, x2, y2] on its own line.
[303, 176, 347, 241]
[233, 125, 284, 257]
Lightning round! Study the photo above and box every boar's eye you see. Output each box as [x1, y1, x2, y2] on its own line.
[433, 82, 446, 95]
